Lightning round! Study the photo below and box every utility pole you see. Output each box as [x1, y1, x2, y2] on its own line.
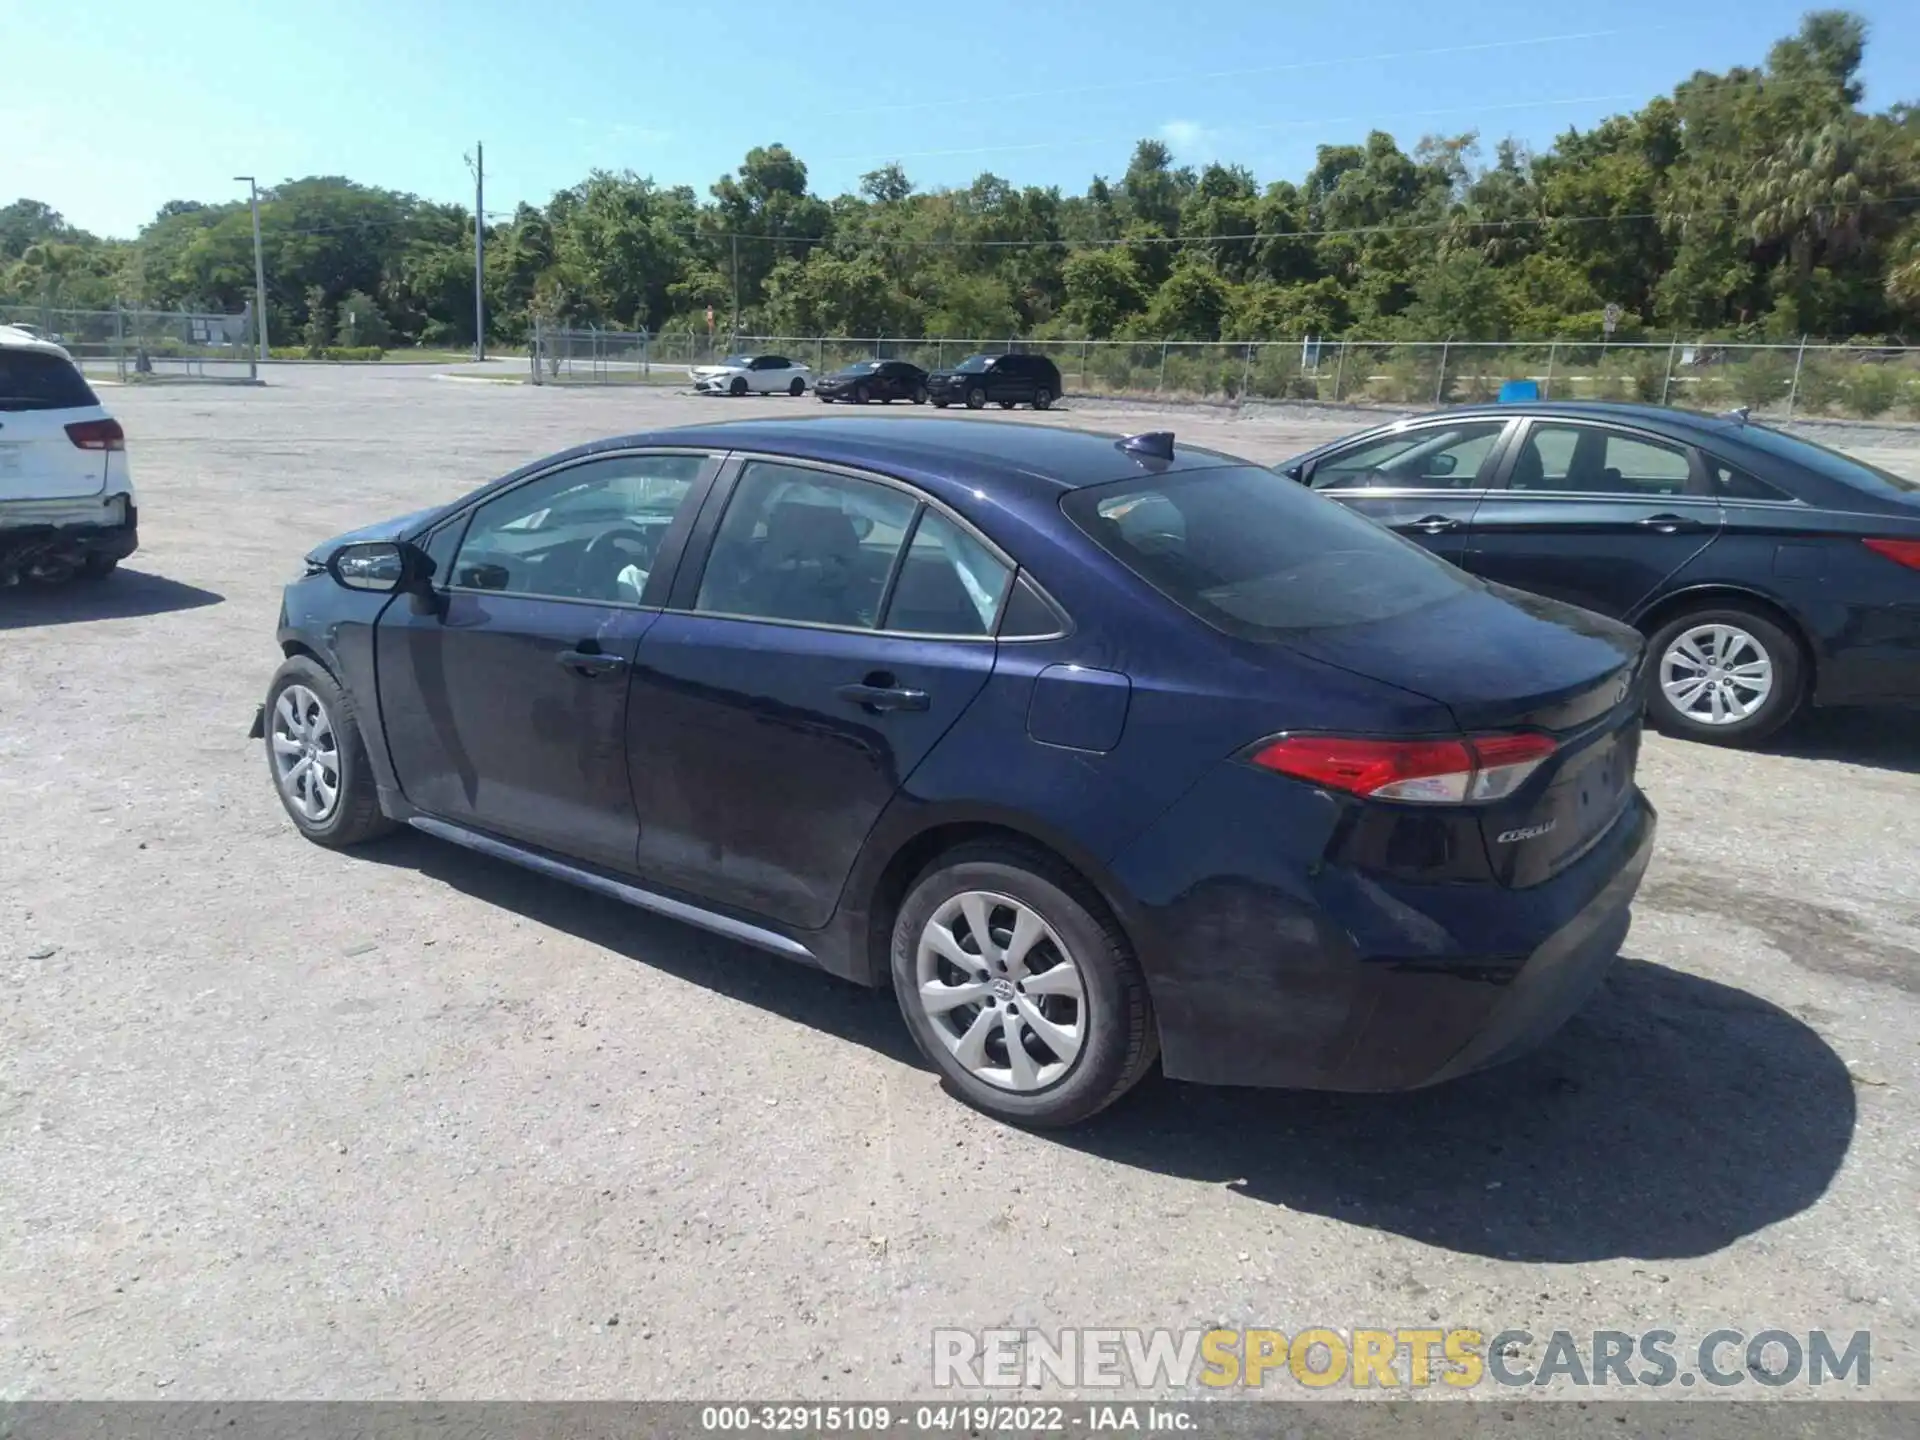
[731, 231, 740, 340]
[233, 175, 269, 360]
[466, 143, 486, 361]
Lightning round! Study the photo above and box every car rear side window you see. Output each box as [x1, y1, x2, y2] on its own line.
[696, 462, 919, 629]
[0, 349, 98, 411]
[1712, 462, 1793, 502]
[1064, 465, 1473, 640]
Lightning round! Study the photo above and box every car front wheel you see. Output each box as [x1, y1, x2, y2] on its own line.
[891, 843, 1157, 1127]
[1646, 606, 1803, 746]
[966, 386, 987, 410]
[729, 376, 748, 397]
[263, 656, 395, 847]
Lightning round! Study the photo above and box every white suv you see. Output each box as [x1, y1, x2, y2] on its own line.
[0, 325, 137, 584]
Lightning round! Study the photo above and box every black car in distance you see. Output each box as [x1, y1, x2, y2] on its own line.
[1279, 401, 1920, 746]
[814, 359, 929, 405]
[928, 352, 1062, 411]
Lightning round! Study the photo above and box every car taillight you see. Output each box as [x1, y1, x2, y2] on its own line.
[66, 418, 125, 451]
[1863, 538, 1920, 571]
[1249, 733, 1558, 805]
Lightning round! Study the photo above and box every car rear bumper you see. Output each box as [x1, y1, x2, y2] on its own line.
[1118, 786, 1657, 1091]
[0, 499, 138, 578]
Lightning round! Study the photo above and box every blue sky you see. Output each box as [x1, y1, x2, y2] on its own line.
[3, 0, 1915, 237]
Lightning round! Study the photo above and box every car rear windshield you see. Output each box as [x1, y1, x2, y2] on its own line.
[1064, 465, 1474, 640]
[1734, 422, 1919, 497]
[0, 349, 98, 411]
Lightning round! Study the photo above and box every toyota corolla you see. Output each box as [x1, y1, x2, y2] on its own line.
[254, 418, 1655, 1126]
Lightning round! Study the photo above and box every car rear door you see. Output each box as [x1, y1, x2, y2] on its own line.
[375, 449, 717, 871]
[1463, 418, 1723, 619]
[1307, 418, 1515, 565]
[751, 356, 792, 393]
[626, 455, 1007, 929]
[0, 347, 111, 500]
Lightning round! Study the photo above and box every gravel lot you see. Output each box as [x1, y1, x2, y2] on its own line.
[2, 366, 1917, 1401]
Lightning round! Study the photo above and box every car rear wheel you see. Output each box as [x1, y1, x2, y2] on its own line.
[891, 844, 1157, 1127]
[1033, 387, 1053, 410]
[729, 376, 748, 397]
[965, 386, 986, 410]
[1646, 606, 1803, 746]
[789, 377, 806, 396]
[264, 656, 395, 847]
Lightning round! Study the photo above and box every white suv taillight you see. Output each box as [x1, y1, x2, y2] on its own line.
[66, 418, 125, 451]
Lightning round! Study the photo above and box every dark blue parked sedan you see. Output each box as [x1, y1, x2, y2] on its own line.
[256, 418, 1655, 1125]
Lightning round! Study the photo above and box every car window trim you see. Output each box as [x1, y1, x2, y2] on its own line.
[666, 449, 1031, 641]
[435, 446, 725, 609]
[1487, 417, 1717, 500]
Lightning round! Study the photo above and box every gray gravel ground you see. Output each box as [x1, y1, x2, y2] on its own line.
[2, 366, 1917, 1401]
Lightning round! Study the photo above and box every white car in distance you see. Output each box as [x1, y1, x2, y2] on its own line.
[692, 353, 812, 397]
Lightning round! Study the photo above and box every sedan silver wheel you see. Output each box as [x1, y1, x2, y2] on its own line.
[915, 891, 1087, 1092]
[270, 684, 342, 822]
[1659, 623, 1774, 726]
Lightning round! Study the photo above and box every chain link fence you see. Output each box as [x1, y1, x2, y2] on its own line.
[1, 304, 258, 383]
[528, 322, 663, 383]
[707, 335, 1919, 421]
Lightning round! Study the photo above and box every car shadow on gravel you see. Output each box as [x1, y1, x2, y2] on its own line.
[1073, 956, 1856, 1262]
[1773, 706, 1920, 776]
[0, 568, 225, 630]
[361, 835, 1853, 1262]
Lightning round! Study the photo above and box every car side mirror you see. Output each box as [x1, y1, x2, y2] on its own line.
[327, 540, 434, 595]
[1279, 463, 1306, 483]
[1426, 453, 1459, 477]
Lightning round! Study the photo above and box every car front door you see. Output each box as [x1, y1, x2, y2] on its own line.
[1463, 419, 1723, 618]
[1307, 418, 1514, 564]
[626, 456, 1009, 929]
[375, 450, 715, 870]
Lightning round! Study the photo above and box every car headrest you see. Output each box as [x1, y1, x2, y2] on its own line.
[765, 502, 859, 563]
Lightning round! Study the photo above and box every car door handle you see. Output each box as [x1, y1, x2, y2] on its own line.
[1635, 513, 1708, 533]
[557, 649, 627, 677]
[1407, 514, 1461, 534]
[836, 682, 930, 713]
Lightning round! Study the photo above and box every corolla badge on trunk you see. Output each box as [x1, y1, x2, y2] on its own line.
[1497, 820, 1559, 844]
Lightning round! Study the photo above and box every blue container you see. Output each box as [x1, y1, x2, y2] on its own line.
[1499, 380, 1540, 403]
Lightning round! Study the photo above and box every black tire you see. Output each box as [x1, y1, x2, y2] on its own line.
[1644, 605, 1804, 747]
[789, 377, 806, 396]
[79, 554, 120, 580]
[932, 398, 950, 409]
[913, 387, 928, 405]
[890, 843, 1158, 1127]
[855, 383, 870, 405]
[262, 655, 396, 848]
[965, 386, 987, 410]
[729, 376, 748, 397]
[1033, 387, 1053, 411]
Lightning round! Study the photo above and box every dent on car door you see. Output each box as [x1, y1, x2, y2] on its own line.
[1309, 419, 1513, 563]
[375, 451, 715, 869]
[626, 457, 1008, 930]
[1462, 421, 1723, 618]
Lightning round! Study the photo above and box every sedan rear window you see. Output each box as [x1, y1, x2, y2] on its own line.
[0, 349, 98, 411]
[1734, 423, 1919, 496]
[1064, 465, 1474, 640]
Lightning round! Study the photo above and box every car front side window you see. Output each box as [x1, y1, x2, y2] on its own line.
[448, 453, 706, 605]
[1312, 422, 1508, 491]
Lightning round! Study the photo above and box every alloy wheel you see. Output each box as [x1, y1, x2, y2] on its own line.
[1659, 623, 1774, 726]
[270, 684, 342, 822]
[914, 891, 1087, 1092]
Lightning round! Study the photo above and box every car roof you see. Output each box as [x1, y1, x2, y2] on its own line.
[560, 417, 1245, 497]
[0, 324, 73, 359]
[1379, 399, 1751, 441]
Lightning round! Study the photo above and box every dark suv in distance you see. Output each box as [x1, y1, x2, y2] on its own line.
[928, 353, 1062, 411]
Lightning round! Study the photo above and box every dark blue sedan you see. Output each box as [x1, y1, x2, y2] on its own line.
[1281, 401, 1920, 746]
[256, 418, 1655, 1125]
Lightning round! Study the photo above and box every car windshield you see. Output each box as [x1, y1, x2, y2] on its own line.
[955, 354, 996, 373]
[841, 361, 881, 374]
[720, 354, 754, 367]
[1734, 421, 1920, 497]
[0, 349, 98, 411]
[1064, 465, 1474, 640]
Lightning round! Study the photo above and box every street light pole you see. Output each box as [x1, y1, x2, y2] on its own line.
[234, 176, 269, 361]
